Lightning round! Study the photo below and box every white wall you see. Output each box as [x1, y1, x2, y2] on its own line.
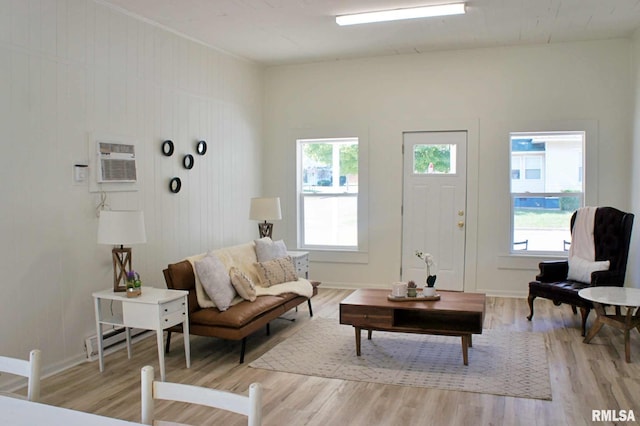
[630, 30, 640, 289]
[264, 39, 634, 296]
[0, 0, 263, 379]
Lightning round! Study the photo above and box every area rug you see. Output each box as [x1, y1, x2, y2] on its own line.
[250, 318, 552, 400]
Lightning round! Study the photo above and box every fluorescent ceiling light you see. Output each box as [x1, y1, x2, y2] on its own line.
[336, 3, 466, 26]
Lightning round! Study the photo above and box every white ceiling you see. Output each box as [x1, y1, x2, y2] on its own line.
[100, 0, 640, 66]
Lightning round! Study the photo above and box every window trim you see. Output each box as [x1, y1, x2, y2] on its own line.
[292, 128, 369, 264]
[298, 137, 359, 250]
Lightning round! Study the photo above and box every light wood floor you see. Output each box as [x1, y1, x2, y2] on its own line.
[35, 288, 640, 425]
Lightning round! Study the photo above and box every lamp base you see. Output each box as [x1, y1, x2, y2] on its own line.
[112, 247, 132, 292]
[257, 222, 273, 239]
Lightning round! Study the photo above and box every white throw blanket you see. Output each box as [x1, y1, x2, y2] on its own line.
[255, 278, 314, 298]
[567, 206, 610, 283]
[569, 206, 597, 261]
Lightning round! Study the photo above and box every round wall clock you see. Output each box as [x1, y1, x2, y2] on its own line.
[169, 177, 182, 193]
[196, 140, 207, 155]
[162, 140, 174, 156]
[183, 154, 194, 169]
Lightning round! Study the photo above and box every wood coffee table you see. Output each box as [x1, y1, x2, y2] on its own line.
[339, 289, 486, 365]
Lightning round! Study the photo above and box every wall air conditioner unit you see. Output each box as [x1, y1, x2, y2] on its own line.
[96, 141, 137, 183]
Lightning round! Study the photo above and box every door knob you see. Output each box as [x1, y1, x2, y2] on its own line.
[458, 221, 465, 228]
[458, 210, 464, 216]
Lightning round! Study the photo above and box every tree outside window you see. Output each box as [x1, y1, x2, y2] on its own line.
[413, 144, 456, 174]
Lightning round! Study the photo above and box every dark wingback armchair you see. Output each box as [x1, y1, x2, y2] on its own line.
[527, 206, 634, 336]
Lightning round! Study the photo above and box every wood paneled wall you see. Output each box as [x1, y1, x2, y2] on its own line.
[0, 0, 263, 379]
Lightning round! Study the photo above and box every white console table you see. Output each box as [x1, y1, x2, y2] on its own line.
[92, 287, 190, 381]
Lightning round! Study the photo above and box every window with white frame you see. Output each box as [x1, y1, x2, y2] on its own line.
[297, 137, 358, 250]
[510, 131, 584, 253]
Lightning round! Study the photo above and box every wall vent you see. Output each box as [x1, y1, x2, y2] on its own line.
[96, 142, 137, 183]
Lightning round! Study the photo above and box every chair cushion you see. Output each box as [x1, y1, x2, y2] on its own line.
[567, 256, 609, 283]
[529, 280, 593, 308]
[190, 296, 286, 328]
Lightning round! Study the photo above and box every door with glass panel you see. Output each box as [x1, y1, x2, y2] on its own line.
[401, 131, 467, 291]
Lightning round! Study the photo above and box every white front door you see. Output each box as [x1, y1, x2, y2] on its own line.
[401, 131, 467, 291]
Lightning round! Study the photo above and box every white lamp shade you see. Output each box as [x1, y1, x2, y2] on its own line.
[97, 210, 147, 245]
[249, 197, 282, 221]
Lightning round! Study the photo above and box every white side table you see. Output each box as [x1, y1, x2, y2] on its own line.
[287, 251, 309, 278]
[92, 287, 190, 381]
[579, 287, 640, 363]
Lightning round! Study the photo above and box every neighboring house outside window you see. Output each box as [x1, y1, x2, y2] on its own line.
[297, 137, 359, 250]
[510, 131, 584, 253]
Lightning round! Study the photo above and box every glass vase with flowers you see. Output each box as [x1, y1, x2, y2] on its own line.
[126, 270, 142, 297]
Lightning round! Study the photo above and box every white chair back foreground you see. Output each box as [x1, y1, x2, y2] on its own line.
[140, 366, 262, 426]
[0, 349, 42, 402]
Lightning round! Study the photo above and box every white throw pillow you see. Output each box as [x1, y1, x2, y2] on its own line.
[254, 237, 288, 262]
[567, 256, 610, 283]
[194, 253, 236, 311]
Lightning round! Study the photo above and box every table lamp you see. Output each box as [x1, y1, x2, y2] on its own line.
[249, 197, 282, 238]
[97, 210, 147, 292]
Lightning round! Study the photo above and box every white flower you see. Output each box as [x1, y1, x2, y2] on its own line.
[415, 250, 436, 276]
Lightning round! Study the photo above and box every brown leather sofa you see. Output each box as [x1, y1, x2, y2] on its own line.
[163, 259, 318, 363]
[527, 206, 634, 336]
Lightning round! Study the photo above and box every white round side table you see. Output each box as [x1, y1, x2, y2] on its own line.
[579, 287, 640, 363]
